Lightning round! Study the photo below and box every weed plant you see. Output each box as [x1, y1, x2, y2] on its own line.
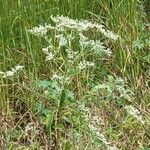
[0, 0, 149, 149]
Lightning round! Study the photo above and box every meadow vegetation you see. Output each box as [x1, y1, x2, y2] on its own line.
[0, 0, 150, 150]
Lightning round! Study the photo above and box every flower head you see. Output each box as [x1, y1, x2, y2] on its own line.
[0, 65, 23, 78]
[78, 60, 94, 70]
[125, 105, 145, 124]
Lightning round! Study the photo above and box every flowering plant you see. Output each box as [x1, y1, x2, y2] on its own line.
[28, 16, 118, 80]
[27, 15, 120, 149]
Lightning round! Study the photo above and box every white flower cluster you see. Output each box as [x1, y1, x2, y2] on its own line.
[93, 77, 133, 100]
[78, 60, 94, 70]
[78, 104, 118, 150]
[51, 74, 64, 81]
[125, 105, 145, 124]
[55, 34, 67, 47]
[66, 48, 78, 60]
[24, 122, 39, 138]
[27, 24, 56, 37]
[51, 74, 70, 84]
[79, 33, 112, 56]
[0, 65, 23, 78]
[28, 16, 118, 63]
[28, 16, 118, 40]
[42, 45, 54, 61]
[51, 16, 93, 31]
[27, 25, 48, 37]
[50, 16, 118, 40]
[25, 123, 36, 133]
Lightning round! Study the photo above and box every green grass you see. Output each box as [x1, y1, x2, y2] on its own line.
[0, 0, 150, 149]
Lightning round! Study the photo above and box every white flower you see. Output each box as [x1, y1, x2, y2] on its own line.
[0, 65, 23, 78]
[96, 132, 110, 145]
[27, 25, 48, 36]
[42, 45, 54, 61]
[25, 123, 36, 133]
[51, 74, 70, 84]
[125, 105, 145, 124]
[0, 71, 4, 75]
[104, 30, 119, 41]
[51, 16, 77, 29]
[56, 34, 67, 47]
[50, 15, 118, 40]
[51, 74, 63, 81]
[44, 90, 49, 96]
[42, 45, 53, 53]
[45, 24, 56, 30]
[79, 34, 112, 56]
[28, 16, 118, 40]
[42, 47, 49, 55]
[78, 60, 94, 70]
[4, 71, 14, 77]
[14, 65, 24, 71]
[78, 103, 118, 150]
[107, 145, 119, 150]
[45, 52, 54, 61]
[96, 25, 119, 40]
[66, 48, 78, 60]
[79, 33, 88, 44]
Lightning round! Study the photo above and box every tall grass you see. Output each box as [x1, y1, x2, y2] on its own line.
[0, 0, 149, 149]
